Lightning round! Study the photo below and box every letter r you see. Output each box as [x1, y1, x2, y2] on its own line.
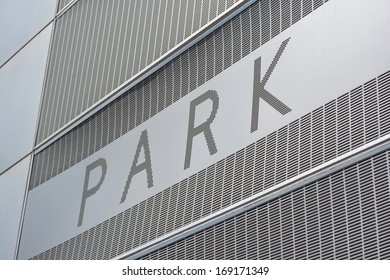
[184, 90, 219, 169]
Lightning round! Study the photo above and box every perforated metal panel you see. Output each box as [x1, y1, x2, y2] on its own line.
[30, 0, 330, 190]
[29, 69, 390, 259]
[141, 149, 390, 260]
[26, 0, 390, 260]
[38, 0, 241, 143]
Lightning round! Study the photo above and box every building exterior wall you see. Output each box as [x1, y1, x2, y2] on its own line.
[1, 0, 389, 260]
[0, 0, 57, 260]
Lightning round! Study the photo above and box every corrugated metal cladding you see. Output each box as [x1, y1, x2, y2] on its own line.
[141, 149, 390, 260]
[37, 0, 241, 143]
[30, 69, 390, 260]
[30, 0, 330, 190]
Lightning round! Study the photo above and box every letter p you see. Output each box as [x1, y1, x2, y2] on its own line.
[78, 158, 107, 227]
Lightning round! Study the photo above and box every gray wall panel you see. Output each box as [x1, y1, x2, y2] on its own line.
[0, 0, 56, 66]
[0, 156, 30, 259]
[0, 24, 52, 173]
[37, 0, 241, 143]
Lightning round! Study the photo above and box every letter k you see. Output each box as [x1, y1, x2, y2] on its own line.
[251, 38, 292, 133]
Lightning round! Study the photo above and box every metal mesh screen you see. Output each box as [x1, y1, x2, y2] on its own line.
[38, 0, 241, 143]
[141, 149, 390, 260]
[29, 69, 390, 259]
[30, 0, 330, 190]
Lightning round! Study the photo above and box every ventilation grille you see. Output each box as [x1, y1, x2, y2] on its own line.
[29, 70, 390, 259]
[141, 149, 390, 260]
[31, 0, 330, 189]
[38, 0, 241, 143]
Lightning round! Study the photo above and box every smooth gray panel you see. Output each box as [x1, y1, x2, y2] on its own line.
[0, 0, 56, 66]
[0, 24, 52, 173]
[0, 156, 30, 259]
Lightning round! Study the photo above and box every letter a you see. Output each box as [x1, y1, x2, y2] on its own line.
[120, 129, 153, 204]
